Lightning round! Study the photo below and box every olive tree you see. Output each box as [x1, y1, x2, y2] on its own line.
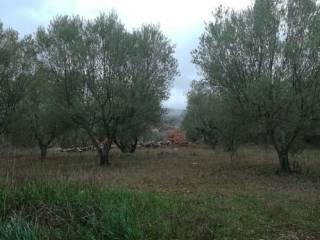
[18, 65, 73, 159]
[36, 13, 178, 165]
[182, 81, 220, 148]
[114, 25, 178, 153]
[0, 22, 34, 135]
[183, 80, 248, 157]
[193, 0, 320, 172]
[35, 14, 124, 165]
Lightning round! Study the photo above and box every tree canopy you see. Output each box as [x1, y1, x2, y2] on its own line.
[35, 13, 178, 164]
[0, 22, 35, 135]
[188, 0, 320, 172]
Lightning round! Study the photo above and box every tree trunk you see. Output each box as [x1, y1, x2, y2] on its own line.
[276, 149, 291, 173]
[40, 145, 48, 161]
[99, 150, 108, 166]
[269, 129, 292, 173]
[116, 142, 129, 153]
[98, 142, 110, 166]
[115, 137, 138, 154]
[128, 137, 138, 153]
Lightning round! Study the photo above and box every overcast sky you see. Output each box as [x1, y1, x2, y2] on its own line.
[0, 0, 252, 109]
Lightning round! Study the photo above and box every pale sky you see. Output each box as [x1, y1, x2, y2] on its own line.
[0, 0, 252, 109]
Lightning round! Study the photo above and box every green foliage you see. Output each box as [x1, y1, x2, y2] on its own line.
[115, 24, 177, 153]
[0, 22, 35, 135]
[191, 0, 320, 171]
[183, 81, 250, 155]
[10, 65, 74, 158]
[183, 81, 220, 146]
[35, 12, 178, 163]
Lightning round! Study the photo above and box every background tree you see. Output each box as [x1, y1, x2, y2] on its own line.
[182, 81, 219, 148]
[192, 0, 320, 172]
[183, 80, 248, 157]
[0, 22, 34, 136]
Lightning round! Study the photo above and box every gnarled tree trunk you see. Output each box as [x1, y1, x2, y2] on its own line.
[35, 131, 55, 161]
[276, 148, 291, 173]
[40, 144, 48, 160]
[77, 122, 112, 166]
[98, 139, 112, 166]
[270, 129, 292, 173]
[115, 137, 138, 153]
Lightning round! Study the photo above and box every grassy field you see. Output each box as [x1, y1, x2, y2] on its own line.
[0, 145, 319, 239]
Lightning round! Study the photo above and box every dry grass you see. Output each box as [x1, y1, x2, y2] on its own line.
[0, 145, 320, 239]
[1, 145, 319, 198]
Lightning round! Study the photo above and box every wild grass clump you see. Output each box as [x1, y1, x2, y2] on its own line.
[0, 215, 37, 240]
[0, 182, 215, 240]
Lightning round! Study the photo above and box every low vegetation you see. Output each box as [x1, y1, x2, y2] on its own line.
[0, 183, 215, 240]
[1, 146, 319, 239]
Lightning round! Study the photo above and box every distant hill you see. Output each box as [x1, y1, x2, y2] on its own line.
[166, 108, 185, 118]
[163, 108, 185, 129]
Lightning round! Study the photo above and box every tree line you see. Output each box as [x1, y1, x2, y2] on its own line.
[183, 0, 320, 173]
[0, 12, 178, 165]
[1, 0, 320, 173]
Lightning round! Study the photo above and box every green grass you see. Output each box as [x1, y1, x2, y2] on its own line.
[1, 181, 319, 240]
[0, 146, 319, 239]
[0, 215, 38, 240]
[0, 182, 216, 240]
